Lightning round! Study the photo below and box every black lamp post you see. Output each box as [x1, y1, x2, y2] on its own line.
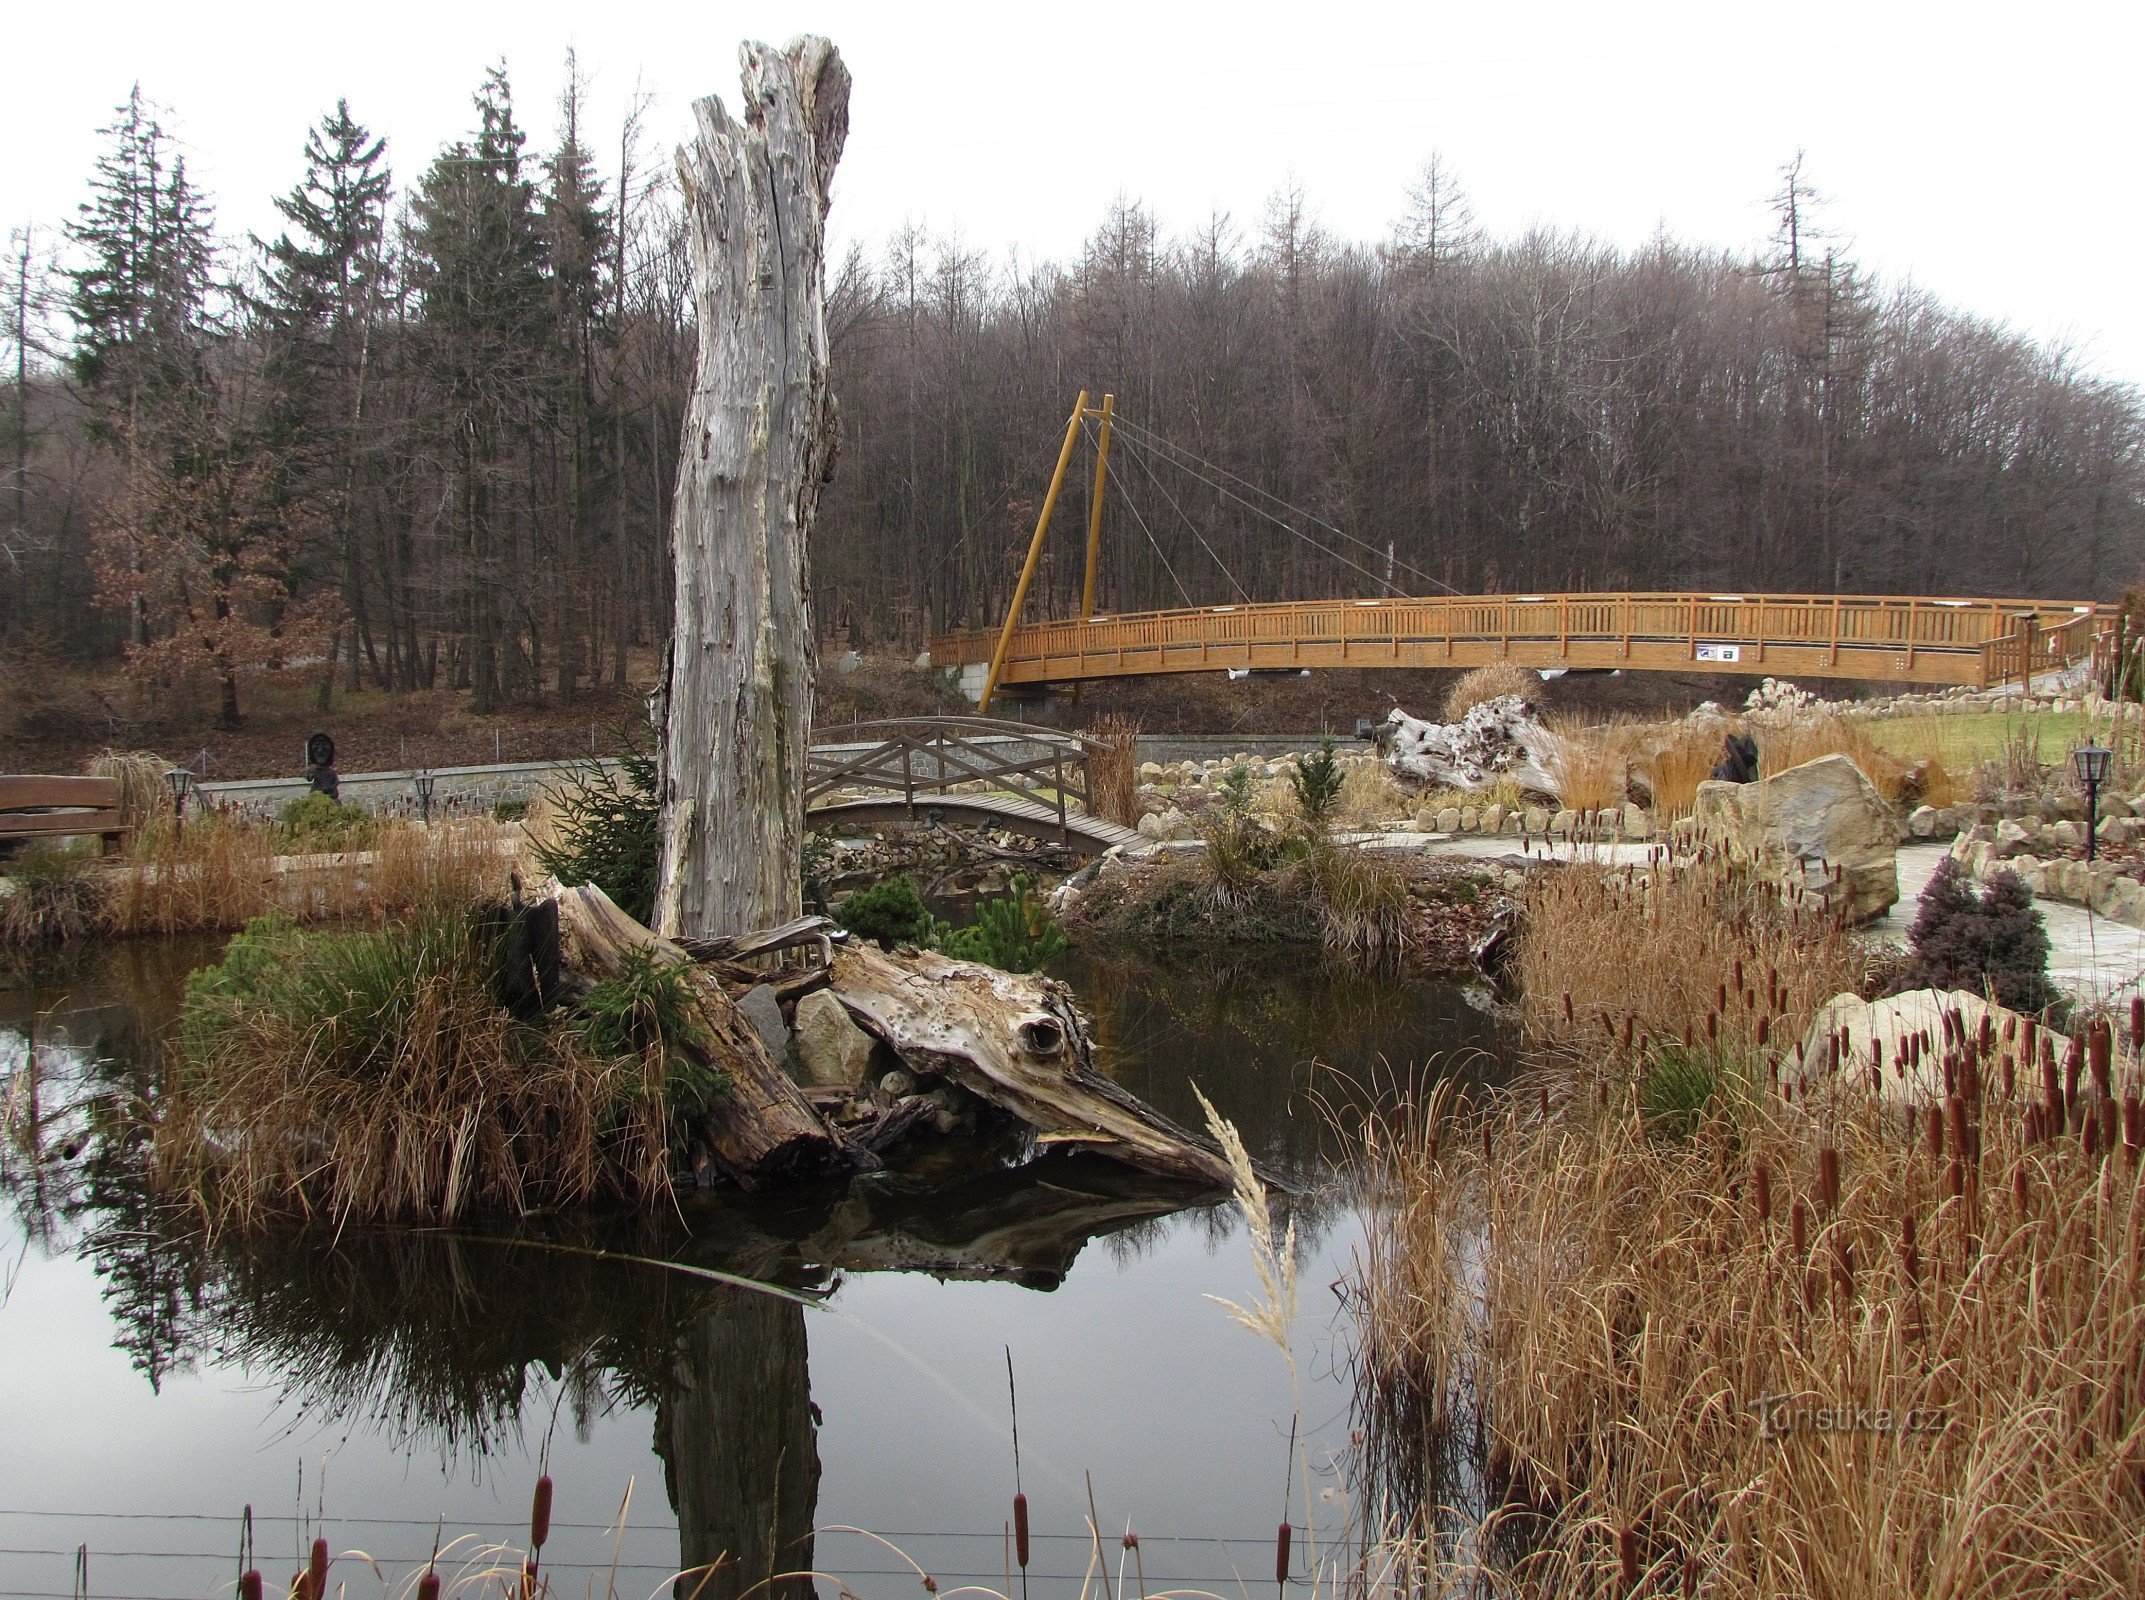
[2072, 741, 2113, 862]
[163, 767, 195, 840]
[413, 769, 437, 825]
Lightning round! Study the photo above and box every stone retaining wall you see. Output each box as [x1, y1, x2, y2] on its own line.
[1947, 801, 2145, 926]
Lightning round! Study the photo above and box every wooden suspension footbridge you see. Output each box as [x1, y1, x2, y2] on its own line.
[924, 393, 2115, 707]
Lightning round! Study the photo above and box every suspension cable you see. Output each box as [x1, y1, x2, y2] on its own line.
[1106, 428, 1252, 603]
[1106, 413, 1460, 596]
[1087, 419, 1193, 608]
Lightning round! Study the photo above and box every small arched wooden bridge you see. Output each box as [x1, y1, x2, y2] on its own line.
[806, 717, 1145, 856]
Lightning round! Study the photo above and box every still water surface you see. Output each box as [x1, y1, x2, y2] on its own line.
[0, 940, 1509, 1599]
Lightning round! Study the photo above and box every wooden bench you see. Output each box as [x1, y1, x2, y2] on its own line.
[0, 775, 131, 856]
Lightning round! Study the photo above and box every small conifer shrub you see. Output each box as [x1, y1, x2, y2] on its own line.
[1901, 857, 2056, 1014]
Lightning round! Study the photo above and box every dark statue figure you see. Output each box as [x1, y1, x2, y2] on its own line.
[1712, 731, 1760, 784]
[304, 731, 340, 799]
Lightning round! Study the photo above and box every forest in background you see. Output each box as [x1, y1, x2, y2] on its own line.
[4, 64, 2143, 731]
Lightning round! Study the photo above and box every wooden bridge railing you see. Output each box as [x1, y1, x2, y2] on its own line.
[805, 717, 1099, 831]
[927, 591, 2109, 690]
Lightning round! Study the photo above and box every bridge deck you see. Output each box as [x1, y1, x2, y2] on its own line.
[807, 793, 1148, 856]
[930, 591, 2105, 691]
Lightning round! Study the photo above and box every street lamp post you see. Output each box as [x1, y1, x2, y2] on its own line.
[163, 767, 195, 841]
[2072, 742, 2113, 863]
[413, 769, 436, 825]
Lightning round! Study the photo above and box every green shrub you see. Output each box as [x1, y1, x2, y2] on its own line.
[835, 876, 934, 949]
[1638, 1042, 1744, 1143]
[533, 736, 660, 924]
[275, 792, 377, 854]
[491, 797, 530, 823]
[0, 841, 109, 944]
[933, 875, 1069, 973]
[1900, 857, 2056, 1014]
[571, 947, 729, 1120]
[1289, 740, 1345, 836]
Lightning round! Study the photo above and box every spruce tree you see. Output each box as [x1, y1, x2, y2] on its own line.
[408, 65, 553, 712]
[67, 86, 216, 449]
[253, 99, 392, 699]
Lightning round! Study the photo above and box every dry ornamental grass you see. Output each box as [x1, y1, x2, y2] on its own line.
[1357, 861, 2145, 1598]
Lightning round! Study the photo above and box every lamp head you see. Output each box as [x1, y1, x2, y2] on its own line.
[2072, 742, 2114, 789]
[164, 767, 195, 803]
[413, 769, 437, 801]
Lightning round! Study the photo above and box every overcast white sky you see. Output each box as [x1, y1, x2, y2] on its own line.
[6, 0, 2141, 383]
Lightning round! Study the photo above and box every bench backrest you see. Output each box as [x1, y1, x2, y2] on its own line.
[0, 775, 129, 840]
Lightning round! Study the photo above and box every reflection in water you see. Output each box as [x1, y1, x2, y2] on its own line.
[1, 937, 1512, 1597]
[662, 1289, 820, 1600]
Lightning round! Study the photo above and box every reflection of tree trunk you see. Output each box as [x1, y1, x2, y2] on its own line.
[658, 1289, 820, 1600]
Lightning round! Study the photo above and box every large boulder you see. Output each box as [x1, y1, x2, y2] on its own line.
[792, 988, 878, 1087]
[1380, 695, 1559, 793]
[1796, 989, 2029, 1104]
[1693, 754, 1899, 924]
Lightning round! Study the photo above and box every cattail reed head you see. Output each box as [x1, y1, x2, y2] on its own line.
[309, 1539, 327, 1600]
[1757, 1015, 1770, 1047]
[1707, 1010, 1719, 1042]
[1275, 1521, 1293, 1587]
[1928, 1104, 1945, 1159]
[418, 1574, 440, 1600]
[1791, 1198, 1808, 1258]
[1819, 1146, 1840, 1212]
[1563, 990, 1573, 1024]
[1754, 1161, 1773, 1224]
[1618, 1525, 1641, 1590]
[240, 1574, 263, 1600]
[1014, 1493, 1030, 1568]
[2091, 1019, 2113, 1099]
[530, 1473, 553, 1552]
[2132, 994, 2143, 1052]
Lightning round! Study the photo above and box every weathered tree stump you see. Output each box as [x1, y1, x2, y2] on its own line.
[656, 37, 851, 941]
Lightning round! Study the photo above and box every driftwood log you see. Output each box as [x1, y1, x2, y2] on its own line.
[552, 883, 848, 1188]
[550, 882, 1238, 1193]
[824, 942, 1237, 1189]
[654, 38, 850, 942]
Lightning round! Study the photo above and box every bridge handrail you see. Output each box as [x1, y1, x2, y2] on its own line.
[803, 715, 1099, 831]
[809, 714, 1105, 755]
[924, 589, 2110, 691]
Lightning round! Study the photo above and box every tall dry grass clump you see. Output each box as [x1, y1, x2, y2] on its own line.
[158, 907, 685, 1228]
[1516, 853, 1867, 1055]
[107, 813, 278, 934]
[1086, 713, 1142, 826]
[1444, 662, 1541, 722]
[87, 749, 174, 827]
[105, 814, 513, 935]
[1545, 716, 1630, 813]
[1357, 1012, 2145, 1598]
[1335, 760, 1410, 827]
[1636, 721, 1730, 820]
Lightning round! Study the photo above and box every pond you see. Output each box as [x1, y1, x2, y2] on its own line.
[0, 938, 1512, 1600]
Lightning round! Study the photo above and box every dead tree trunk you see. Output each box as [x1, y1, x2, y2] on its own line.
[656, 37, 851, 940]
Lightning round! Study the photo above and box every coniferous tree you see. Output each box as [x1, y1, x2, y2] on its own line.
[253, 99, 392, 702]
[408, 64, 553, 713]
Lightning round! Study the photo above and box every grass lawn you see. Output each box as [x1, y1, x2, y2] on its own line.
[1863, 709, 2092, 771]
